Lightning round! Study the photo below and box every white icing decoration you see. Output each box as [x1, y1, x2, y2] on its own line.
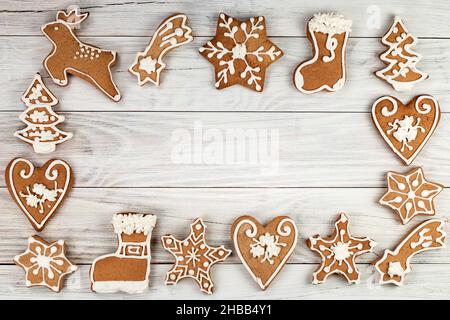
[308, 12, 352, 35]
[129, 14, 193, 86]
[249, 232, 287, 264]
[19, 182, 64, 214]
[387, 261, 405, 277]
[322, 34, 338, 63]
[112, 213, 157, 235]
[387, 115, 425, 152]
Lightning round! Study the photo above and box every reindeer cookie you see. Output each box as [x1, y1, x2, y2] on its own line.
[294, 13, 352, 94]
[129, 14, 193, 86]
[375, 219, 446, 286]
[372, 95, 440, 165]
[42, 9, 121, 101]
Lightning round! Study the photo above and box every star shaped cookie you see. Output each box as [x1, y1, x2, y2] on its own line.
[161, 218, 231, 294]
[307, 213, 376, 284]
[380, 167, 443, 224]
[14, 235, 77, 292]
[199, 13, 283, 92]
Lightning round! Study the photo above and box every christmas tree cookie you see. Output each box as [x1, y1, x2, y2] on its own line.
[15, 73, 72, 153]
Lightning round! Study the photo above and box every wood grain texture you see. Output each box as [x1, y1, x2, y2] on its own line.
[1, 37, 448, 112]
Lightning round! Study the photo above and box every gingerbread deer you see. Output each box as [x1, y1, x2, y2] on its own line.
[42, 9, 121, 102]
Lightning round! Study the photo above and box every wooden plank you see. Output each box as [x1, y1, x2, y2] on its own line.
[1, 0, 449, 38]
[1, 37, 448, 112]
[2, 264, 449, 299]
[1, 187, 448, 264]
[1, 112, 449, 188]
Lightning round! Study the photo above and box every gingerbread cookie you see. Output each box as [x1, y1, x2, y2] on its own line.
[42, 8, 121, 101]
[294, 13, 352, 94]
[307, 213, 376, 284]
[380, 167, 443, 224]
[15, 73, 72, 153]
[372, 95, 440, 165]
[161, 218, 231, 294]
[376, 16, 428, 91]
[90, 213, 157, 293]
[129, 14, 193, 86]
[5, 158, 73, 231]
[199, 13, 283, 92]
[14, 235, 77, 292]
[375, 219, 446, 286]
[231, 215, 298, 290]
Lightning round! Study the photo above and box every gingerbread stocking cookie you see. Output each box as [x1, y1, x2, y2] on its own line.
[376, 16, 428, 91]
[307, 213, 376, 284]
[231, 216, 298, 290]
[375, 219, 446, 286]
[380, 167, 443, 224]
[42, 8, 121, 101]
[15, 73, 72, 153]
[129, 14, 193, 86]
[5, 158, 73, 231]
[14, 235, 77, 292]
[199, 13, 283, 92]
[161, 218, 231, 294]
[372, 95, 440, 165]
[294, 13, 352, 93]
[90, 213, 157, 293]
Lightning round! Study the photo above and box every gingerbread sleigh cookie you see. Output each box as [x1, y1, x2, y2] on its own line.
[129, 14, 193, 86]
[161, 218, 231, 294]
[307, 213, 376, 284]
[294, 13, 352, 94]
[376, 16, 428, 91]
[375, 219, 446, 286]
[90, 213, 157, 293]
[42, 8, 121, 101]
[231, 215, 297, 290]
[15, 73, 72, 153]
[199, 13, 283, 92]
[380, 167, 443, 224]
[372, 95, 440, 165]
[14, 235, 77, 292]
[5, 158, 73, 231]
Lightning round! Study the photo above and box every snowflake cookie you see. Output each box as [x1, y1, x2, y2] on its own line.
[231, 215, 298, 290]
[307, 213, 376, 284]
[380, 167, 443, 224]
[14, 235, 77, 292]
[199, 13, 283, 92]
[372, 95, 440, 165]
[161, 218, 231, 294]
[5, 158, 73, 231]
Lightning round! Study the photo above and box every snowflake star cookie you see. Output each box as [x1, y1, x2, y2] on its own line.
[376, 16, 428, 91]
[5, 158, 73, 231]
[294, 12, 352, 94]
[15, 73, 72, 153]
[199, 13, 283, 92]
[14, 235, 77, 292]
[231, 215, 298, 290]
[161, 218, 231, 294]
[372, 95, 440, 165]
[375, 219, 446, 286]
[307, 213, 376, 284]
[380, 168, 443, 224]
[129, 14, 193, 86]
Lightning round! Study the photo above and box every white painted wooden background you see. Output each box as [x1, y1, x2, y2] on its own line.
[1, 0, 450, 299]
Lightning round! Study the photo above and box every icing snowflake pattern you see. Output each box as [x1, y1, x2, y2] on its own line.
[250, 232, 286, 264]
[20, 182, 64, 214]
[380, 168, 443, 224]
[199, 13, 283, 91]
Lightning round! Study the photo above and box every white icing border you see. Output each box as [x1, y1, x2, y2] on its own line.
[41, 10, 121, 102]
[371, 95, 440, 165]
[21, 73, 58, 107]
[232, 216, 298, 290]
[129, 13, 193, 86]
[374, 219, 446, 286]
[7, 158, 72, 231]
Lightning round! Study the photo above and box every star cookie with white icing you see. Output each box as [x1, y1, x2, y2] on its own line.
[161, 218, 231, 294]
[307, 213, 376, 284]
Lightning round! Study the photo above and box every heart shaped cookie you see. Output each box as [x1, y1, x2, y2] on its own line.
[372, 95, 440, 165]
[231, 215, 298, 290]
[5, 158, 73, 231]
